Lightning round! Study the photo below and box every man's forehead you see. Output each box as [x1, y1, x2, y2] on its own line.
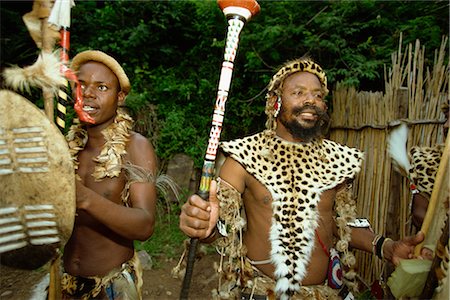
[283, 72, 322, 87]
[78, 62, 119, 81]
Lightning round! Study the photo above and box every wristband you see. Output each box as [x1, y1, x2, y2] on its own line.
[375, 236, 386, 259]
[371, 234, 382, 256]
[201, 226, 217, 242]
[381, 237, 393, 260]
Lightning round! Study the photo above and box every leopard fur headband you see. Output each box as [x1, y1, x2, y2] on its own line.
[267, 57, 328, 96]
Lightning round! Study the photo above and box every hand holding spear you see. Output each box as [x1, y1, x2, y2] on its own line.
[179, 1, 260, 299]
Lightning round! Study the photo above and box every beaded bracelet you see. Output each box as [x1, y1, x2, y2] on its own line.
[371, 234, 387, 259]
[371, 234, 382, 256]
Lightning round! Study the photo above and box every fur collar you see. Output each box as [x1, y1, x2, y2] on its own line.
[220, 131, 363, 298]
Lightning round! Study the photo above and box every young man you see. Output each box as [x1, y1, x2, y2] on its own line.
[62, 50, 157, 299]
[179, 57, 424, 299]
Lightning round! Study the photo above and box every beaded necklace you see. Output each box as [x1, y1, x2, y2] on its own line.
[66, 109, 133, 180]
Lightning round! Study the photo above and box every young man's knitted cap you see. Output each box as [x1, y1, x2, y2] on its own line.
[71, 50, 131, 94]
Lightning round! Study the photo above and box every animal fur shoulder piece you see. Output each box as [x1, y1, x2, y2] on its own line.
[409, 145, 444, 195]
[220, 131, 364, 299]
[3, 52, 66, 94]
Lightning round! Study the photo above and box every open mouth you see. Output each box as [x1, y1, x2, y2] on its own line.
[300, 111, 316, 117]
[298, 111, 318, 121]
[82, 105, 96, 112]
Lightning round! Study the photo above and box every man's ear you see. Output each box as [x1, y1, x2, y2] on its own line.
[118, 91, 126, 106]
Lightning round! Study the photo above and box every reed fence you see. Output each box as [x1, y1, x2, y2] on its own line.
[329, 34, 449, 287]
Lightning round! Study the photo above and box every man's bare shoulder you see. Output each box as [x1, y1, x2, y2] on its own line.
[127, 131, 157, 168]
[128, 131, 155, 150]
[219, 156, 248, 193]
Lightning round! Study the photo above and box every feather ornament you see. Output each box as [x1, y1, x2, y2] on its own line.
[3, 51, 66, 94]
[388, 123, 411, 177]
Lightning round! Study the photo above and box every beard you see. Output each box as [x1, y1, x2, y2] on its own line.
[278, 104, 330, 142]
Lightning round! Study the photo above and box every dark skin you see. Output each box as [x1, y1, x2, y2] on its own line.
[63, 61, 157, 277]
[180, 72, 424, 285]
[412, 192, 431, 229]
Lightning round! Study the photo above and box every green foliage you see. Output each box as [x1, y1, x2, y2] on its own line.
[135, 202, 186, 263]
[0, 2, 38, 68]
[157, 105, 209, 167]
[2, 0, 448, 168]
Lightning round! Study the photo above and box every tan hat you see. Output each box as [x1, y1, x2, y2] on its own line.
[71, 50, 131, 94]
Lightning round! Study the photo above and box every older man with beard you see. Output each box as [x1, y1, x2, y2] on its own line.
[179, 56, 424, 300]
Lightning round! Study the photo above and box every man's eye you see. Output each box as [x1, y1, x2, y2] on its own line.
[98, 85, 108, 91]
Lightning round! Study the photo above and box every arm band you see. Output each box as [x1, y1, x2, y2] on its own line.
[200, 226, 218, 243]
[375, 236, 386, 259]
[381, 237, 393, 260]
[371, 234, 382, 258]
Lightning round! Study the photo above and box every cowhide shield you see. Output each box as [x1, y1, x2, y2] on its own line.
[0, 90, 75, 269]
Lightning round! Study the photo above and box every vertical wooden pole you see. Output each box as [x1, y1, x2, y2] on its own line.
[420, 215, 449, 298]
[384, 87, 409, 299]
[48, 252, 62, 300]
[386, 87, 409, 239]
[35, 1, 60, 298]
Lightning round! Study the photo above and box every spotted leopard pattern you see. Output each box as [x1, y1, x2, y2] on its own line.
[409, 145, 443, 195]
[267, 58, 328, 96]
[220, 131, 363, 299]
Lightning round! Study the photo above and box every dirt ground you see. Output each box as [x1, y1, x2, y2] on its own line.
[0, 253, 219, 300]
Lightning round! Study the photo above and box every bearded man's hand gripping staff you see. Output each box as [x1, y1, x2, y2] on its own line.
[179, 1, 260, 299]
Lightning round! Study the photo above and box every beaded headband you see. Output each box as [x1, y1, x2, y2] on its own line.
[266, 57, 328, 96]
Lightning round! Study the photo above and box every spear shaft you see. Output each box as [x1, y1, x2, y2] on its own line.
[55, 26, 70, 132]
[179, 1, 260, 299]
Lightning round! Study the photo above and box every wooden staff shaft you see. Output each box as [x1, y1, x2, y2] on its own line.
[180, 1, 259, 299]
[180, 20, 245, 300]
[415, 130, 449, 256]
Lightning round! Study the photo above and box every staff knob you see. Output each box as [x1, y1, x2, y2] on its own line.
[218, 0, 260, 21]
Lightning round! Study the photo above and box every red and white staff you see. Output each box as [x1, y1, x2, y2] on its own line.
[180, 1, 260, 299]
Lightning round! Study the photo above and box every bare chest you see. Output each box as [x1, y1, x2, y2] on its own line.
[77, 148, 126, 203]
